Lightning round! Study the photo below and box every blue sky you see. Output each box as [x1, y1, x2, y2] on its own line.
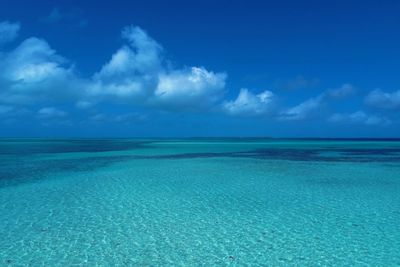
[0, 0, 399, 137]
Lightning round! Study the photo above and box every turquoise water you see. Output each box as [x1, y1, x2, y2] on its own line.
[1, 139, 400, 266]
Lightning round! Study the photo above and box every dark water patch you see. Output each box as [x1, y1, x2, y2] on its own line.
[0, 139, 151, 156]
[339, 148, 400, 156]
[0, 155, 132, 189]
[2, 140, 400, 188]
[143, 148, 400, 163]
[248, 148, 400, 162]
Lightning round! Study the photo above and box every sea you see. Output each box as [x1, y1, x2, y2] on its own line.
[1, 138, 399, 266]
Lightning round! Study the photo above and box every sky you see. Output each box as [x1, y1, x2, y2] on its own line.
[0, 0, 399, 137]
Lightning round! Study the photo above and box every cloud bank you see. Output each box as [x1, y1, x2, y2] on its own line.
[87, 25, 227, 111]
[0, 21, 397, 128]
[0, 24, 228, 113]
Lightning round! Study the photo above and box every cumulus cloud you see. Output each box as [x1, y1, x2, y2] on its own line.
[99, 27, 162, 76]
[153, 67, 226, 110]
[89, 25, 227, 111]
[4, 22, 389, 128]
[3, 38, 69, 82]
[1, 23, 230, 118]
[223, 88, 274, 116]
[88, 26, 163, 99]
[329, 111, 390, 126]
[0, 37, 77, 105]
[0, 21, 20, 44]
[365, 89, 400, 109]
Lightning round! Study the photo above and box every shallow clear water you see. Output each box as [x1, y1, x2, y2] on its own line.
[1, 139, 399, 266]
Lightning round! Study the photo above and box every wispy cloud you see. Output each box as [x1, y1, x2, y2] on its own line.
[89, 112, 147, 124]
[37, 107, 67, 118]
[326, 83, 356, 99]
[365, 89, 400, 109]
[273, 75, 320, 91]
[278, 84, 356, 121]
[329, 111, 391, 126]
[0, 105, 14, 115]
[0, 21, 20, 44]
[279, 95, 324, 121]
[41, 7, 88, 27]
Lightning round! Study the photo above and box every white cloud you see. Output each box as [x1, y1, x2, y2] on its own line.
[329, 111, 390, 126]
[89, 26, 162, 99]
[88, 25, 227, 110]
[365, 89, 400, 109]
[0, 21, 20, 44]
[1, 23, 229, 115]
[279, 95, 323, 120]
[4, 22, 390, 128]
[5, 38, 68, 82]
[223, 88, 274, 116]
[0, 37, 77, 105]
[153, 67, 226, 110]
[121, 25, 163, 73]
[223, 83, 356, 119]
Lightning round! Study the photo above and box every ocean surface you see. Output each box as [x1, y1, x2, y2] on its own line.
[0, 138, 399, 266]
